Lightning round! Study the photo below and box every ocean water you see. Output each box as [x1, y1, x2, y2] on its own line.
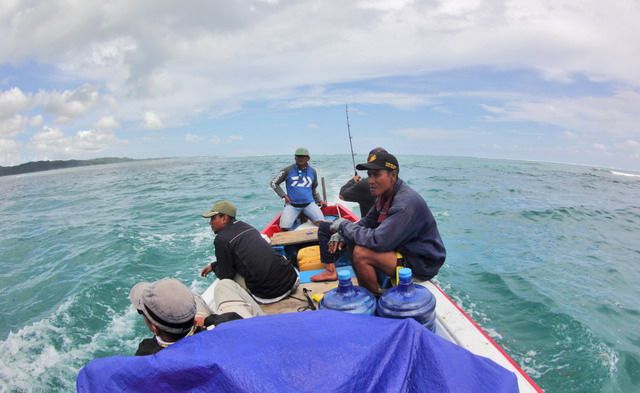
[1, 155, 639, 392]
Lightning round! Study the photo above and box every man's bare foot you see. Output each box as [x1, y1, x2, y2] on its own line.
[311, 269, 338, 282]
[310, 263, 337, 282]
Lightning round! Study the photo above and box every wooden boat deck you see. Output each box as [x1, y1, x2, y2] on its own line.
[261, 281, 338, 314]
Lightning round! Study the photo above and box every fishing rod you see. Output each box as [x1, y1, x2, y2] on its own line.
[345, 104, 357, 176]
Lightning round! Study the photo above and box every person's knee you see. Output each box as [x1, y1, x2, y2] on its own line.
[352, 246, 371, 265]
[279, 207, 297, 230]
[279, 219, 292, 230]
[214, 279, 241, 295]
[304, 205, 324, 222]
[281, 216, 300, 229]
[318, 221, 330, 231]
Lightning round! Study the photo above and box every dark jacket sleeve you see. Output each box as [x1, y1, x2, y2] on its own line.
[204, 312, 243, 326]
[135, 338, 163, 356]
[339, 178, 363, 202]
[270, 166, 290, 199]
[338, 202, 417, 252]
[213, 237, 236, 279]
[357, 202, 379, 228]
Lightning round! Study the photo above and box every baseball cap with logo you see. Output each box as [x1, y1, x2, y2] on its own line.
[129, 278, 197, 334]
[295, 147, 310, 156]
[202, 200, 237, 218]
[356, 152, 399, 172]
[368, 147, 388, 159]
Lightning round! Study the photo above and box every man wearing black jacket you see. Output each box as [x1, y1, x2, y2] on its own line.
[199, 200, 299, 303]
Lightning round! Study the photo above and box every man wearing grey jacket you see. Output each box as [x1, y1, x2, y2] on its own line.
[329, 152, 446, 294]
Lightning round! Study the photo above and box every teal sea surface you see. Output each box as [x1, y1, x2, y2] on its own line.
[1, 156, 639, 392]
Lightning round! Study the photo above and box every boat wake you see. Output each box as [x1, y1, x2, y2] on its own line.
[0, 295, 137, 392]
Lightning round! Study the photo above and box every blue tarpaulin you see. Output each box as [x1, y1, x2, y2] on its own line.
[77, 310, 518, 392]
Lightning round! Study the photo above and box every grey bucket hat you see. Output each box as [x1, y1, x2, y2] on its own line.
[129, 278, 197, 334]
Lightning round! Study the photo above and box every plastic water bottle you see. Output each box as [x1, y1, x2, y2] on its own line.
[377, 268, 437, 332]
[319, 270, 376, 315]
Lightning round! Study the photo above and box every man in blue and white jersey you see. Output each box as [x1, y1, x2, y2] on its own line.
[270, 147, 326, 230]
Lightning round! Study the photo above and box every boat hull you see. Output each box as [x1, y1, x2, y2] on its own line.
[203, 203, 542, 392]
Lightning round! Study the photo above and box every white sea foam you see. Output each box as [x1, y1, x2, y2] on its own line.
[189, 278, 211, 296]
[521, 363, 544, 379]
[483, 328, 504, 341]
[601, 347, 619, 374]
[138, 232, 177, 248]
[610, 170, 640, 178]
[191, 228, 213, 248]
[0, 296, 139, 392]
[0, 296, 76, 391]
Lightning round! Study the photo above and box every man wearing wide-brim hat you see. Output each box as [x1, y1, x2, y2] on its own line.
[129, 278, 262, 356]
[270, 147, 326, 231]
[326, 152, 446, 294]
[199, 200, 299, 304]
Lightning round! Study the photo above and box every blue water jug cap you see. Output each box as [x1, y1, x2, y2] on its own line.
[399, 268, 412, 280]
[338, 270, 351, 280]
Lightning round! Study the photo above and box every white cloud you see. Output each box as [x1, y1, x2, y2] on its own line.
[95, 115, 119, 129]
[185, 133, 203, 143]
[0, 87, 30, 118]
[30, 126, 121, 157]
[0, 114, 28, 137]
[59, 37, 138, 82]
[143, 70, 177, 96]
[3, 0, 639, 122]
[226, 135, 244, 143]
[35, 84, 99, 123]
[2, 1, 640, 169]
[438, 0, 483, 16]
[29, 115, 44, 128]
[210, 136, 221, 145]
[0, 138, 20, 165]
[31, 126, 67, 152]
[141, 111, 163, 130]
[72, 129, 119, 152]
[616, 139, 640, 160]
[591, 143, 607, 151]
[480, 104, 506, 114]
[284, 89, 433, 110]
[562, 130, 578, 141]
[307, 123, 319, 129]
[480, 90, 640, 139]
[393, 127, 471, 140]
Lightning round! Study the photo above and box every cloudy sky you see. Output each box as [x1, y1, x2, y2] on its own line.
[1, 0, 639, 170]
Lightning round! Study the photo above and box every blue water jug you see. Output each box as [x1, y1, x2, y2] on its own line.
[377, 268, 437, 332]
[319, 270, 376, 315]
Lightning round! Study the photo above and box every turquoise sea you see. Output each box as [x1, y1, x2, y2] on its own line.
[1, 155, 639, 392]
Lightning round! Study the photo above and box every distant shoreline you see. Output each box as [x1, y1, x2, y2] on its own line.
[0, 157, 136, 177]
